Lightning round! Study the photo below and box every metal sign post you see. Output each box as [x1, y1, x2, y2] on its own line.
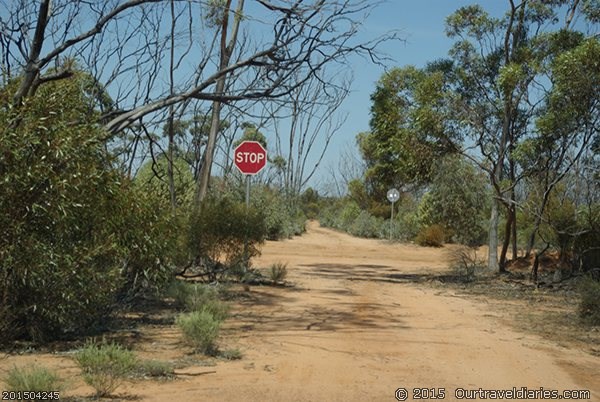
[243, 174, 251, 272]
[387, 188, 400, 241]
[234, 141, 267, 273]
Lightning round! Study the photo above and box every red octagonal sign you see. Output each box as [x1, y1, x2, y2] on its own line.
[234, 141, 267, 175]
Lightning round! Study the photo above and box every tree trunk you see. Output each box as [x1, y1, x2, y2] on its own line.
[488, 200, 500, 272]
[167, 0, 177, 211]
[167, 114, 177, 211]
[196, 98, 223, 202]
[195, 0, 244, 203]
[499, 207, 513, 271]
[511, 205, 518, 259]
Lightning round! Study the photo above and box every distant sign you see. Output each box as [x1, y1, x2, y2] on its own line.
[387, 188, 400, 203]
[234, 141, 267, 175]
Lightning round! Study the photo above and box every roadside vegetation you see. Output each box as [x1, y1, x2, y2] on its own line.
[0, 0, 598, 399]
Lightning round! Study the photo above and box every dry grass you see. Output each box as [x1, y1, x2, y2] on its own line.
[430, 269, 600, 356]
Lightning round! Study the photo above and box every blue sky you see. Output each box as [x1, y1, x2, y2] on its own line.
[311, 1, 509, 191]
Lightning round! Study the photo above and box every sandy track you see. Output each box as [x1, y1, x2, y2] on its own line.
[137, 221, 598, 401]
[2, 222, 598, 401]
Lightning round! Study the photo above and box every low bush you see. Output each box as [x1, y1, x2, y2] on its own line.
[74, 341, 137, 397]
[167, 281, 216, 310]
[447, 246, 486, 281]
[269, 262, 288, 283]
[416, 224, 446, 247]
[3, 364, 63, 394]
[349, 211, 384, 238]
[220, 348, 243, 360]
[166, 281, 229, 319]
[187, 196, 267, 279]
[176, 310, 222, 355]
[136, 359, 174, 378]
[578, 277, 600, 326]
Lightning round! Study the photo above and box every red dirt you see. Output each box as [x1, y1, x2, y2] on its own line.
[1, 221, 598, 401]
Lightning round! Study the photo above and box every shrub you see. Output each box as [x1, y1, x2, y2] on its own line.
[74, 341, 137, 397]
[166, 281, 229, 319]
[0, 76, 127, 343]
[176, 310, 222, 355]
[268, 262, 288, 283]
[578, 277, 600, 325]
[220, 348, 243, 360]
[167, 281, 216, 310]
[187, 196, 267, 279]
[447, 246, 486, 281]
[3, 365, 63, 394]
[416, 156, 488, 246]
[349, 211, 384, 238]
[0, 75, 183, 344]
[416, 224, 446, 247]
[136, 359, 174, 378]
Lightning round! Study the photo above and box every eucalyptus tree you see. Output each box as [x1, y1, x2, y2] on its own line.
[446, 1, 599, 271]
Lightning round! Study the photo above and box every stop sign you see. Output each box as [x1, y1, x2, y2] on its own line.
[234, 141, 267, 175]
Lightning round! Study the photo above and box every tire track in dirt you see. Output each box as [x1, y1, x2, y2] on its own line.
[136, 221, 597, 401]
[4, 222, 595, 401]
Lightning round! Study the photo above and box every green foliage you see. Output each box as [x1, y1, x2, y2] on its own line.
[167, 281, 217, 309]
[188, 196, 267, 269]
[338, 201, 362, 229]
[74, 341, 137, 397]
[166, 280, 229, 320]
[417, 156, 489, 246]
[358, 65, 457, 199]
[220, 348, 243, 361]
[136, 359, 175, 378]
[113, 185, 184, 301]
[268, 262, 288, 283]
[349, 211, 385, 238]
[540, 195, 578, 263]
[578, 277, 600, 325]
[0, 75, 183, 344]
[176, 310, 222, 354]
[135, 154, 195, 209]
[3, 365, 64, 394]
[299, 187, 321, 219]
[573, 204, 600, 272]
[251, 187, 306, 240]
[0, 76, 125, 343]
[234, 123, 267, 148]
[415, 224, 446, 247]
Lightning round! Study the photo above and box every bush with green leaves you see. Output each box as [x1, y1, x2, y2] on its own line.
[167, 281, 229, 319]
[3, 364, 64, 394]
[0, 76, 125, 343]
[349, 210, 385, 238]
[417, 156, 489, 246]
[0, 75, 181, 344]
[176, 310, 222, 355]
[250, 187, 306, 240]
[415, 224, 446, 247]
[187, 196, 267, 272]
[135, 155, 195, 209]
[74, 341, 137, 397]
[268, 262, 288, 283]
[136, 359, 175, 378]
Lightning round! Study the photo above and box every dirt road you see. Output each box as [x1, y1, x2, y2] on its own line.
[2, 222, 598, 401]
[137, 221, 598, 401]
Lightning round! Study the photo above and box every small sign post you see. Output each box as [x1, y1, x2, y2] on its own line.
[233, 141, 268, 271]
[386, 188, 400, 241]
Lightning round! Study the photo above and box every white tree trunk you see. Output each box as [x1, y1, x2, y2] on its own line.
[488, 199, 499, 271]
